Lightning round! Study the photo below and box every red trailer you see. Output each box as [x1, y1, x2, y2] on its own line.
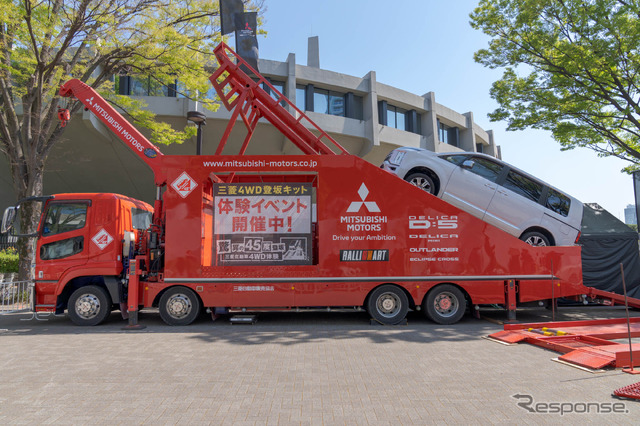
[2, 43, 595, 326]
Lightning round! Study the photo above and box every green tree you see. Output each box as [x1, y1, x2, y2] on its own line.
[0, 0, 262, 279]
[470, 0, 640, 169]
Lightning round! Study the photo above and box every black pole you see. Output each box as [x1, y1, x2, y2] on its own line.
[633, 171, 640, 228]
[187, 111, 206, 155]
[620, 263, 635, 372]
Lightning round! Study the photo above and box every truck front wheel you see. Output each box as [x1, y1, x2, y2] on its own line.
[159, 287, 201, 326]
[367, 285, 409, 325]
[68, 285, 112, 326]
[424, 284, 466, 325]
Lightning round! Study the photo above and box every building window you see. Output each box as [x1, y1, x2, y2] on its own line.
[313, 88, 330, 114]
[329, 93, 345, 116]
[117, 76, 177, 97]
[351, 95, 364, 120]
[407, 110, 421, 135]
[379, 101, 421, 134]
[386, 105, 407, 131]
[261, 80, 286, 106]
[476, 143, 484, 153]
[130, 77, 148, 96]
[313, 88, 345, 116]
[295, 85, 363, 119]
[296, 85, 306, 111]
[438, 120, 459, 147]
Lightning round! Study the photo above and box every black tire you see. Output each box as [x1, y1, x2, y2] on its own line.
[159, 287, 201, 326]
[520, 231, 551, 247]
[367, 285, 409, 325]
[405, 172, 436, 194]
[68, 285, 112, 326]
[424, 284, 466, 325]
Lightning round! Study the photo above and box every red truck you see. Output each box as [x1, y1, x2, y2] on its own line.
[1, 43, 595, 326]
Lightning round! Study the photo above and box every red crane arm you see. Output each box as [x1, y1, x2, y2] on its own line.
[59, 79, 165, 184]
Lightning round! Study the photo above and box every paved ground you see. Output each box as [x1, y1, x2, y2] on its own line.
[1, 306, 640, 424]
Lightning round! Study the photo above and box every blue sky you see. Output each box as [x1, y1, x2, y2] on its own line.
[255, 0, 633, 220]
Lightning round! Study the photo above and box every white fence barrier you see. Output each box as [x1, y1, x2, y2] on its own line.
[0, 276, 34, 314]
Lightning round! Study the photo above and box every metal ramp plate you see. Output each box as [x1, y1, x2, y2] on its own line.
[559, 348, 616, 369]
[487, 330, 531, 344]
[490, 318, 640, 371]
[614, 382, 640, 401]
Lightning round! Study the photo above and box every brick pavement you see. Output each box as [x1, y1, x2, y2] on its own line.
[1, 306, 639, 424]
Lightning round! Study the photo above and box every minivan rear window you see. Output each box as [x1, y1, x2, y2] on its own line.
[546, 189, 571, 217]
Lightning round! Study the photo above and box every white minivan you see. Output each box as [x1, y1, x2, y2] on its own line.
[382, 148, 583, 246]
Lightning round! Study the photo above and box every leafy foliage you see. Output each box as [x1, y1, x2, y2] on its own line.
[0, 248, 19, 274]
[0, 0, 264, 278]
[470, 0, 640, 171]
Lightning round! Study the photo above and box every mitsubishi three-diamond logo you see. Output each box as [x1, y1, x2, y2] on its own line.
[347, 183, 380, 213]
[340, 183, 386, 233]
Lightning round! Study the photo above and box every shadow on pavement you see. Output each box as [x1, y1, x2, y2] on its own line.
[2, 305, 639, 347]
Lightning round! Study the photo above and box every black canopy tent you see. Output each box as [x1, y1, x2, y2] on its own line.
[580, 203, 640, 298]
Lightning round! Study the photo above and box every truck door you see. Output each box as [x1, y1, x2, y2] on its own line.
[441, 156, 505, 220]
[36, 201, 91, 281]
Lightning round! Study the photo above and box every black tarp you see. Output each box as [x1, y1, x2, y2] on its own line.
[580, 203, 640, 298]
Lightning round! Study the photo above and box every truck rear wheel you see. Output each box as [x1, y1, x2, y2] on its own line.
[68, 285, 112, 326]
[424, 284, 466, 325]
[367, 285, 409, 325]
[159, 287, 201, 326]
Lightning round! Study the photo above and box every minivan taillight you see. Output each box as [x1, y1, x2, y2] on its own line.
[574, 231, 581, 244]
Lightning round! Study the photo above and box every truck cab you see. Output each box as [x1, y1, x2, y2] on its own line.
[4, 193, 152, 324]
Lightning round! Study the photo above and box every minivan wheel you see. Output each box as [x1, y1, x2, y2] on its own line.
[405, 172, 436, 194]
[521, 231, 551, 247]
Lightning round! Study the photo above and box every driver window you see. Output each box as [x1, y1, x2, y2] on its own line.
[42, 203, 88, 236]
[467, 158, 504, 183]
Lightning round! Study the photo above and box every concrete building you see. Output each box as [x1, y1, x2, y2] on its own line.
[0, 37, 499, 208]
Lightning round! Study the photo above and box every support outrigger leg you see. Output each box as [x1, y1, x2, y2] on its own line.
[122, 258, 146, 330]
[506, 280, 517, 322]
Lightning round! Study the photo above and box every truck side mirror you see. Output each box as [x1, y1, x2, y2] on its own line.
[1, 206, 17, 234]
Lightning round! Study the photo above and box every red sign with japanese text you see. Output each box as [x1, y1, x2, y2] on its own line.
[214, 183, 312, 265]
